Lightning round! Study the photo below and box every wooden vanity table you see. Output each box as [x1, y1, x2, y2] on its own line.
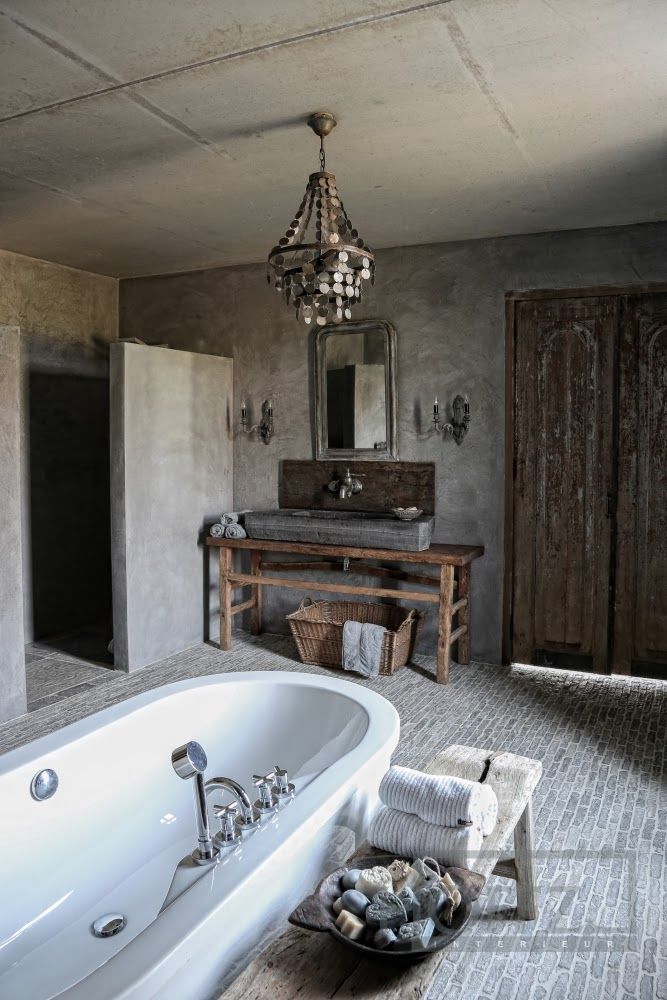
[206, 537, 483, 683]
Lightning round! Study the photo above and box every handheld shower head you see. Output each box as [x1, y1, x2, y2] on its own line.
[171, 741, 208, 780]
[171, 741, 218, 865]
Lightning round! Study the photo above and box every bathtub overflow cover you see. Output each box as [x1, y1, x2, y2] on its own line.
[30, 768, 58, 801]
[91, 914, 127, 938]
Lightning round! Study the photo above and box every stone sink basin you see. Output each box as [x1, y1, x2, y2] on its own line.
[244, 509, 435, 552]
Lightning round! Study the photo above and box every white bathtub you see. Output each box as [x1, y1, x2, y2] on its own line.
[0, 671, 399, 999]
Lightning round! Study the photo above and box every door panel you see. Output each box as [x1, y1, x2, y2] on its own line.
[512, 297, 617, 670]
[614, 293, 667, 672]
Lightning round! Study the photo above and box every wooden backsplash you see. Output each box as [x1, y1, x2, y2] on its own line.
[278, 460, 435, 515]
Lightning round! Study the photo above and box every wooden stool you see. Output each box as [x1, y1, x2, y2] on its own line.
[426, 744, 542, 919]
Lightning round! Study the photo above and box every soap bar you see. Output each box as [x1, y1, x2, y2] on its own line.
[341, 868, 362, 891]
[440, 872, 457, 894]
[340, 889, 370, 918]
[415, 883, 445, 920]
[373, 928, 397, 949]
[355, 866, 393, 899]
[333, 896, 344, 915]
[439, 885, 462, 926]
[365, 890, 407, 928]
[397, 885, 418, 920]
[393, 917, 435, 950]
[335, 909, 365, 941]
[387, 859, 411, 891]
[404, 859, 439, 891]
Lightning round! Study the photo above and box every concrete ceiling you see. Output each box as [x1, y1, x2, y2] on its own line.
[0, 0, 665, 278]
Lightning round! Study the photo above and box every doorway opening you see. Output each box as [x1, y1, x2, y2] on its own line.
[27, 369, 113, 667]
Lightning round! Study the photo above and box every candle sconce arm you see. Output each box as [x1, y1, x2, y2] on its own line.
[433, 394, 470, 446]
[240, 399, 274, 444]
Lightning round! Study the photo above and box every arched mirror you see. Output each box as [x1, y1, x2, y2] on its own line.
[314, 319, 398, 460]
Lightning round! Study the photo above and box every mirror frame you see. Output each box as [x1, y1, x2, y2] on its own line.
[314, 319, 398, 461]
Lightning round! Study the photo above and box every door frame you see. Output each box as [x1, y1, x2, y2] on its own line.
[502, 282, 667, 666]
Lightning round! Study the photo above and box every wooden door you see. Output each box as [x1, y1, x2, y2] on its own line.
[614, 293, 667, 674]
[511, 297, 617, 672]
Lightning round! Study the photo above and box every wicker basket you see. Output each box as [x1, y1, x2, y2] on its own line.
[286, 597, 424, 675]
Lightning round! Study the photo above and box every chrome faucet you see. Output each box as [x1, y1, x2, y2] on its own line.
[205, 776, 261, 849]
[327, 468, 363, 500]
[172, 743, 295, 861]
[171, 741, 219, 866]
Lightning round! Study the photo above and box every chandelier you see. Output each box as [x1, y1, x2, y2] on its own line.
[267, 111, 375, 326]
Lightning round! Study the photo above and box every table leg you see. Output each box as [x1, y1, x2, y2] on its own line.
[219, 547, 232, 651]
[458, 565, 471, 664]
[437, 563, 454, 684]
[250, 549, 262, 635]
[514, 798, 538, 919]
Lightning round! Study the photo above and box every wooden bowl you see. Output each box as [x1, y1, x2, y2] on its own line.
[289, 855, 484, 965]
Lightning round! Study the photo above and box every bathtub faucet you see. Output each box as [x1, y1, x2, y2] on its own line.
[205, 776, 261, 848]
[171, 741, 219, 866]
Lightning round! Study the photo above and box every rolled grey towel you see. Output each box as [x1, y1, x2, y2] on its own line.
[209, 522, 225, 538]
[220, 512, 239, 525]
[224, 523, 247, 539]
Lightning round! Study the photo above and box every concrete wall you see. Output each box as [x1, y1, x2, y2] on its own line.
[110, 343, 233, 670]
[0, 327, 27, 721]
[0, 250, 118, 642]
[120, 221, 667, 663]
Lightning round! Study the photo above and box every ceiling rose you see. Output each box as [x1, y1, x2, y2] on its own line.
[267, 111, 375, 326]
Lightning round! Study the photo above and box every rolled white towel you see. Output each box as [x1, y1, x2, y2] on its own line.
[209, 522, 225, 538]
[369, 806, 483, 869]
[220, 512, 240, 525]
[224, 523, 247, 539]
[379, 765, 498, 836]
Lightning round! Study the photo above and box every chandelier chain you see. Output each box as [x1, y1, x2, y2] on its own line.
[319, 136, 325, 172]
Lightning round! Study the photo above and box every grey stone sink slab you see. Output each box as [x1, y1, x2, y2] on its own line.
[244, 509, 434, 551]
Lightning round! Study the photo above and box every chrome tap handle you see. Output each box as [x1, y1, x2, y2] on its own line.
[214, 803, 239, 843]
[273, 765, 296, 802]
[273, 767, 289, 795]
[253, 772, 278, 813]
[253, 772, 275, 805]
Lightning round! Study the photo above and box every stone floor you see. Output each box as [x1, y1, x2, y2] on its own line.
[7, 631, 667, 1000]
[22, 626, 113, 712]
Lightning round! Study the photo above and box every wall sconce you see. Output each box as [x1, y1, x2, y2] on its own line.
[241, 399, 274, 444]
[433, 393, 470, 445]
